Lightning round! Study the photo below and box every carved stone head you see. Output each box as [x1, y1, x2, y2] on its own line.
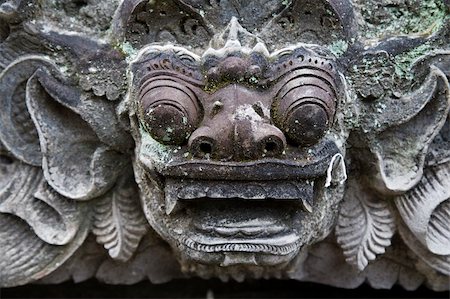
[0, 0, 449, 288]
[126, 16, 347, 275]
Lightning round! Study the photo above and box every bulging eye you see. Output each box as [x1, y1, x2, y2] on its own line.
[139, 79, 200, 145]
[273, 79, 336, 146]
[282, 101, 329, 146]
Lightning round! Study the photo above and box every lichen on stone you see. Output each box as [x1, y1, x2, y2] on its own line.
[393, 43, 434, 81]
[328, 40, 348, 57]
[355, 0, 448, 39]
[349, 51, 398, 100]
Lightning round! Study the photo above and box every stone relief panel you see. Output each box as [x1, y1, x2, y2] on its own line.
[0, 0, 449, 291]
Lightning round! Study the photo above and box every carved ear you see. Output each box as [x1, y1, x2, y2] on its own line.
[25, 67, 130, 200]
[365, 67, 450, 194]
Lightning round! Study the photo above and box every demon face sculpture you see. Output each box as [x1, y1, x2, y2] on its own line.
[0, 0, 449, 289]
[127, 22, 347, 273]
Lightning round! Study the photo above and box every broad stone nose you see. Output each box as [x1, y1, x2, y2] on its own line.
[188, 121, 286, 160]
[188, 85, 286, 161]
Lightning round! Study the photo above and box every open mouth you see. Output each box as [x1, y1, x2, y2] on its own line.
[179, 206, 303, 266]
[161, 177, 319, 263]
[139, 137, 346, 264]
[164, 179, 314, 260]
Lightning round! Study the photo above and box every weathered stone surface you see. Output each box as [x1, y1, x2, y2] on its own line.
[0, 0, 449, 290]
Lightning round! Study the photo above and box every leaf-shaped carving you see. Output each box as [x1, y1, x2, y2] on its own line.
[96, 233, 183, 284]
[336, 178, 396, 271]
[0, 55, 132, 200]
[395, 161, 450, 255]
[93, 172, 148, 262]
[25, 67, 128, 200]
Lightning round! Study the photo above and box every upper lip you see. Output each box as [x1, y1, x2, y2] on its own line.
[159, 157, 335, 180]
[157, 139, 340, 180]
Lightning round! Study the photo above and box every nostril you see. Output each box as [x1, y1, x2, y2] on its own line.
[265, 141, 278, 153]
[260, 135, 285, 157]
[253, 125, 287, 159]
[189, 136, 216, 158]
[199, 142, 213, 155]
[188, 126, 219, 159]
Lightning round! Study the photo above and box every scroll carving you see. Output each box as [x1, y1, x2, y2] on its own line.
[0, 0, 449, 290]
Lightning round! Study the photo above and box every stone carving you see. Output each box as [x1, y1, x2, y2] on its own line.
[0, 0, 449, 291]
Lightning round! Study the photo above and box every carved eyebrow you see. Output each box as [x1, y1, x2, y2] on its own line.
[261, 64, 337, 93]
[274, 58, 335, 77]
[135, 53, 205, 86]
[138, 75, 200, 101]
[272, 49, 295, 60]
[137, 72, 205, 92]
[276, 71, 338, 98]
[258, 51, 338, 88]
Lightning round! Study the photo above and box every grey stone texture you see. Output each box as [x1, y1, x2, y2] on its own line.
[0, 0, 449, 291]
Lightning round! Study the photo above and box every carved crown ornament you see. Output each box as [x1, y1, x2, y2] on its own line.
[0, 0, 449, 290]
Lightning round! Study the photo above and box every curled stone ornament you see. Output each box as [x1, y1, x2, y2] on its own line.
[0, 0, 449, 291]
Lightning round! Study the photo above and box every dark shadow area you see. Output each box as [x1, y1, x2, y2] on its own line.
[1, 279, 449, 299]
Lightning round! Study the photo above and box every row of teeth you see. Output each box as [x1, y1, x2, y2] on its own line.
[163, 153, 347, 215]
[182, 237, 299, 255]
